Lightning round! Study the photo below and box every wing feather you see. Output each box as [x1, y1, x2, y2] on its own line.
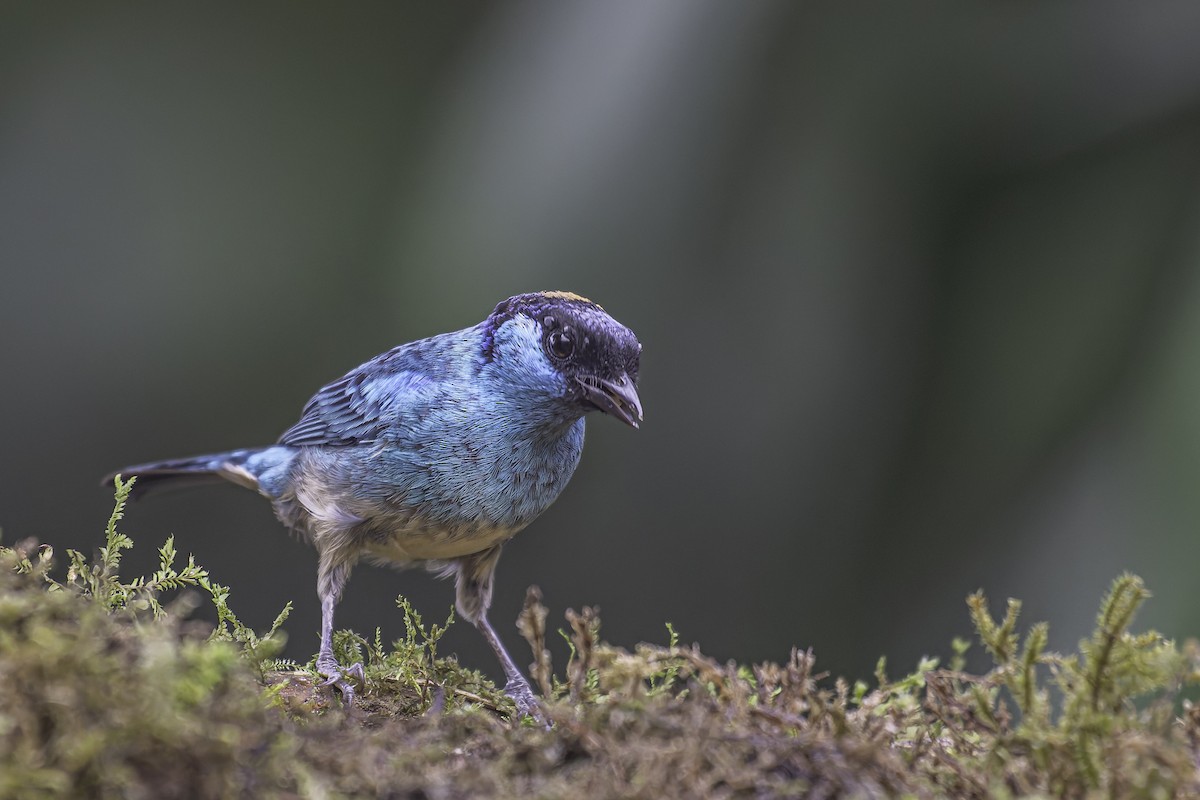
[279, 349, 442, 447]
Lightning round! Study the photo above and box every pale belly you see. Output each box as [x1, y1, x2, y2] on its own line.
[360, 520, 518, 563]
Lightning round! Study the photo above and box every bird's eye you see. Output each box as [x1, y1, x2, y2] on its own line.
[547, 330, 574, 360]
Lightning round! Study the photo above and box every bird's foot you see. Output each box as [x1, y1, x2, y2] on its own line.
[317, 658, 365, 708]
[504, 676, 547, 725]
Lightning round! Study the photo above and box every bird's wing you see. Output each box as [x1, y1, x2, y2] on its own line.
[279, 355, 442, 447]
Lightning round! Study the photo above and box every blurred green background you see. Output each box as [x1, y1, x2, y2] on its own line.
[6, 1, 1200, 682]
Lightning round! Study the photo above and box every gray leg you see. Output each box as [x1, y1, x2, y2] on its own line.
[316, 556, 364, 706]
[455, 547, 541, 719]
[476, 611, 540, 716]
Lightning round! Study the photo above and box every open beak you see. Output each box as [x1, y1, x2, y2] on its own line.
[578, 373, 643, 429]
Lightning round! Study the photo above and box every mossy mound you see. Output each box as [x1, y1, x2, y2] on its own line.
[2, 480, 1199, 798]
[0, 546, 296, 798]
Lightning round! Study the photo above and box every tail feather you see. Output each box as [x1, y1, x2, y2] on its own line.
[104, 449, 264, 500]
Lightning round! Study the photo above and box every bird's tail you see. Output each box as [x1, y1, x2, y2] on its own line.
[104, 447, 283, 500]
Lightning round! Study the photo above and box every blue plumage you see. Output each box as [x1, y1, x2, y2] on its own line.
[107, 291, 642, 717]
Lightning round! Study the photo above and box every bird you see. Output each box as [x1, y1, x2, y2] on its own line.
[105, 291, 642, 717]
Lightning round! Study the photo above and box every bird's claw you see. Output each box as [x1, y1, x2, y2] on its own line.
[505, 677, 547, 726]
[317, 659, 364, 708]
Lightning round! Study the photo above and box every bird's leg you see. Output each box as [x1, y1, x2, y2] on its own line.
[455, 547, 543, 720]
[476, 609, 541, 717]
[315, 557, 363, 706]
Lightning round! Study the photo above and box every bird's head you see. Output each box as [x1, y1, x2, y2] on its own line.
[481, 291, 643, 428]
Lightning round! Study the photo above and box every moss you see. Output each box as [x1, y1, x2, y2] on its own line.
[2, 480, 1199, 798]
[0, 545, 300, 798]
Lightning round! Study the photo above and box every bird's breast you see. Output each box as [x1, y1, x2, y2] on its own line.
[405, 415, 587, 532]
[367, 418, 585, 561]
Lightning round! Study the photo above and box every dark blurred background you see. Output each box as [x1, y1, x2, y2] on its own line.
[6, 1, 1200, 683]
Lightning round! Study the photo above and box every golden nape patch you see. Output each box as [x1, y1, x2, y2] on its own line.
[539, 290, 602, 309]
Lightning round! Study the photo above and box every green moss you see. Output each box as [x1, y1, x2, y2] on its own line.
[2, 480, 1199, 798]
[0, 544, 300, 798]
